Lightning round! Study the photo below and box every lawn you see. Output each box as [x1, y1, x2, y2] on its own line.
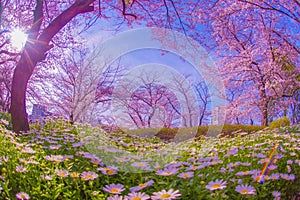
[0, 118, 299, 200]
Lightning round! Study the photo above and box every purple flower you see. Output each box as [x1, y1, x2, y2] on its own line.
[258, 158, 270, 165]
[274, 154, 284, 159]
[240, 162, 251, 166]
[256, 153, 266, 158]
[228, 148, 239, 155]
[272, 191, 281, 200]
[90, 157, 102, 166]
[287, 174, 295, 180]
[252, 174, 262, 182]
[16, 192, 30, 200]
[151, 189, 181, 200]
[131, 162, 151, 170]
[16, 165, 28, 173]
[177, 171, 194, 179]
[227, 162, 240, 168]
[237, 179, 243, 184]
[287, 160, 293, 165]
[103, 183, 125, 194]
[236, 171, 250, 176]
[186, 165, 200, 171]
[97, 166, 118, 175]
[270, 173, 280, 180]
[126, 192, 150, 200]
[130, 180, 154, 192]
[72, 142, 83, 148]
[280, 173, 295, 180]
[21, 147, 36, 154]
[220, 167, 226, 173]
[268, 165, 277, 171]
[107, 195, 124, 200]
[80, 171, 98, 181]
[44, 155, 65, 162]
[55, 169, 69, 177]
[49, 145, 62, 150]
[156, 167, 178, 176]
[206, 180, 227, 190]
[235, 184, 256, 195]
[249, 169, 261, 175]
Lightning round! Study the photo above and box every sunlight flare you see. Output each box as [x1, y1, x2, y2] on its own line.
[10, 29, 28, 50]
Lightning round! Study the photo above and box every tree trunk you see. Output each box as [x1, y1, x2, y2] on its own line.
[261, 101, 268, 126]
[259, 80, 269, 126]
[11, 43, 52, 133]
[11, 49, 35, 132]
[10, 0, 94, 133]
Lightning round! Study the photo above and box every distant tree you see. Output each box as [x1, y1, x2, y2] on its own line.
[0, 63, 13, 112]
[194, 81, 211, 126]
[112, 70, 181, 129]
[168, 75, 200, 127]
[111, 69, 212, 129]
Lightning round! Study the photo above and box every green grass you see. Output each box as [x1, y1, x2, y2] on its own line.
[0, 118, 299, 199]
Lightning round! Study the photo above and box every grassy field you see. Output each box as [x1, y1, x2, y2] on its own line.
[0, 118, 299, 199]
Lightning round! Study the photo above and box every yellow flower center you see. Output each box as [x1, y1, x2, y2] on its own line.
[107, 170, 115, 175]
[241, 189, 249, 194]
[139, 183, 146, 188]
[110, 188, 119, 193]
[160, 194, 171, 198]
[212, 183, 221, 189]
[132, 197, 141, 200]
[86, 174, 93, 179]
[59, 172, 66, 177]
[182, 174, 189, 178]
[93, 160, 99, 164]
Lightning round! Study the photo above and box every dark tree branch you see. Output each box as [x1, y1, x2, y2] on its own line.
[0, 50, 20, 56]
[121, 0, 137, 19]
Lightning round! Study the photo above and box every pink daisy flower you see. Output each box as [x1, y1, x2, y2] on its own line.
[206, 179, 227, 190]
[80, 171, 98, 181]
[235, 184, 256, 195]
[126, 192, 150, 200]
[103, 183, 125, 195]
[151, 189, 181, 200]
[16, 192, 30, 200]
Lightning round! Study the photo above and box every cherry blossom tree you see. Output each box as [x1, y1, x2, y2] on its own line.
[38, 44, 124, 125]
[110, 69, 211, 129]
[205, 0, 300, 126]
[111, 70, 181, 129]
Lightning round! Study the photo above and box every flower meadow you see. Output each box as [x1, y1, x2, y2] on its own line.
[0, 118, 299, 200]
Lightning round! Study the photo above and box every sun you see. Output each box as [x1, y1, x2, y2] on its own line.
[10, 29, 28, 50]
